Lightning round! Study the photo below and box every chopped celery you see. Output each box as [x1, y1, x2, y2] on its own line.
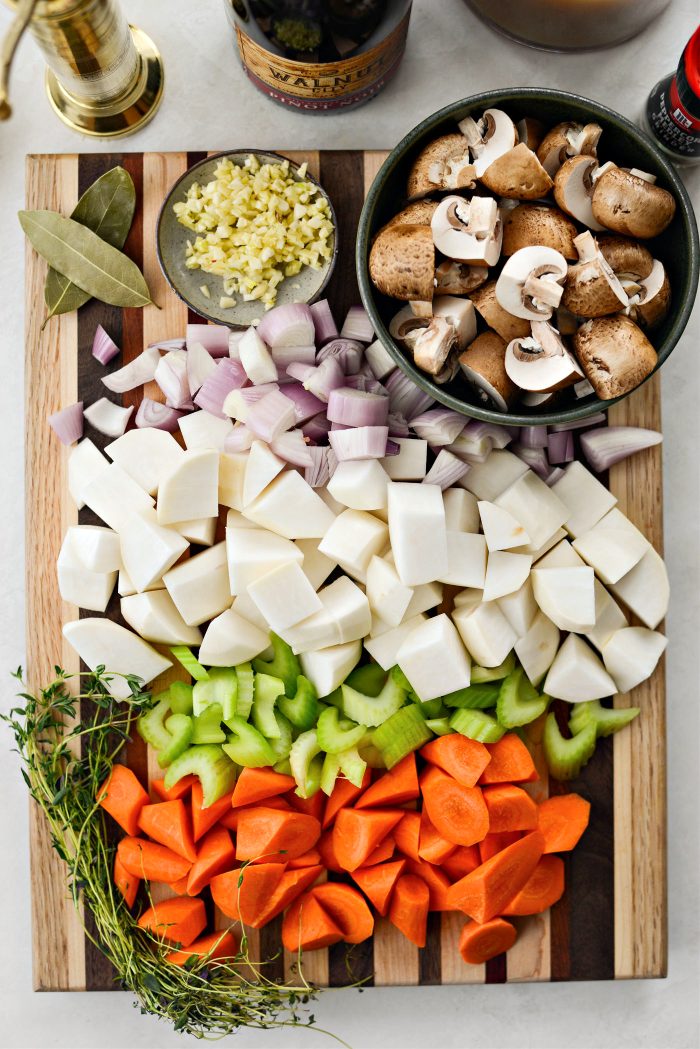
[543, 712, 597, 781]
[470, 653, 516, 683]
[337, 745, 367, 788]
[443, 682, 501, 709]
[278, 675, 319, 731]
[373, 704, 432, 768]
[137, 694, 172, 751]
[223, 716, 277, 768]
[346, 663, 387, 697]
[267, 711, 293, 764]
[157, 713, 193, 767]
[289, 729, 321, 798]
[164, 744, 236, 806]
[358, 731, 386, 769]
[317, 706, 367, 754]
[252, 674, 285, 740]
[253, 632, 299, 697]
[412, 695, 445, 719]
[299, 754, 324, 799]
[389, 665, 414, 693]
[496, 668, 549, 729]
[191, 703, 226, 745]
[235, 663, 255, 721]
[273, 757, 292, 776]
[170, 645, 209, 681]
[569, 699, 640, 739]
[450, 707, 505, 743]
[425, 716, 453, 736]
[323, 687, 344, 710]
[193, 667, 238, 721]
[320, 751, 341, 796]
[169, 681, 194, 715]
[341, 672, 407, 728]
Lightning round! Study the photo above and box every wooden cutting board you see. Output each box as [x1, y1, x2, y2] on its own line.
[25, 149, 667, 991]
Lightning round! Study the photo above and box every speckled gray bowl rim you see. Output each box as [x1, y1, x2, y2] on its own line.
[356, 88, 700, 426]
[157, 149, 339, 328]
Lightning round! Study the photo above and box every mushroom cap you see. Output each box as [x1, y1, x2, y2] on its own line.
[407, 133, 475, 200]
[369, 223, 435, 302]
[470, 280, 531, 342]
[502, 204, 579, 259]
[435, 259, 488, 295]
[386, 200, 439, 229]
[537, 122, 580, 177]
[505, 320, 583, 392]
[591, 167, 677, 239]
[553, 155, 606, 231]
[479, 143, 553, 200]
[431, 195, 502, 265]
[459, 330, 518, 412]
[495, 245, 569, 320]
[562, 247, 629, 318]
[467, 109, 518, 177]
[597, 235, 654, 280]
[630, 260, 671, 330]
[389, 304, 429, 343]
[573, 315, 658, 399]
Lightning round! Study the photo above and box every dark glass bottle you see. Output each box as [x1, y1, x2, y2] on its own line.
[642, 26, 700, 165]
[223, 0, 412, 111]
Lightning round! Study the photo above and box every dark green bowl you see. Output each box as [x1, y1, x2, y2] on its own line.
[356, 88, 699, 426]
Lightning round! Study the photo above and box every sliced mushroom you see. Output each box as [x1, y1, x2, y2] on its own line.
[597, 235, 654, 281]
[369, 224, 435, 302]
[435, 259, 489, 295]
[390, 304, 429, 343]
[409, 300, 433, 319]
[591, 166, 676, 238]
[470, 280, 531, 343]
[553, 155, 606, 231]
[573, 315, 658, 399]
[625, 259, 671, 330]
[458, 109, 518, 177]
[537, 121, 603, 177]
[479, 143, 553, 200]
[561, 231, 629, 318]
[407, 134, 476, 200]
[433, 295, 478, 350]
[522, 390, 560, 409]
[516, 117, 546, 152]
[431, 195, 503, 266]
[405, 315, 457, 376]
[434, 352, 461, 384]
[505, 320, 583, 392]
[495, 245, 569, 320]
[502, 204, 579, 259]
[385, 200, 439, 229]
[458, 330, 518, 412]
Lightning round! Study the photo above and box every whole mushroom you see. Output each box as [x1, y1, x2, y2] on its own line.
[502, 203, 579, 259]
[369, 223, 435, 303]
[470, 280, 531, 343]
[386, 200, 439, 228]
[407, 133, 476, 200]
[573, 315, 658, 399]
[495, 245, 569, 320]
[537, 121, 603, 177]
[561, 231, 629, 318]
[431, 195, 503, 266]
[597, 235, 654, 281]
[479, 143, 553, 200]
[435, 259, 489, 295]
[458, 330, 518, 412]
[553, 155, 606, 231]
[591, 166, 677, 238]
[505, 320, 584, 392]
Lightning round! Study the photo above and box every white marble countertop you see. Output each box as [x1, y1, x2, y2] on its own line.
[0, 1, 698, 1046]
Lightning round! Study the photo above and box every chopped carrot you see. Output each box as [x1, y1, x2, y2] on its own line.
[333, 808, 404, 872]
[231, 766, 296, 808]
[187, 826, 236, 896]
[317, 830, 343, 873]
[151, 775, 196, 802]
[364, 833, 396, 866]
[255, 866, 324, 927]
[351, 859, 407, 916]
[404, 858, 452, 911]
[165, 930, 238, 967]
[117, 837, 191, 884]
[418, 809, 457, 864]
[388, 874, 430, 947]
[479, 734, 538, 784]
[537, 794, 591, 853]
[287, 789, 325, 822]
[479, 831, 523, 865]
[459, 917, 517, 964]
[282, 892, 343, 952]
[168, 874, 190, 895]
[311, 883, 375, 943]
[219, 794, 291, 832]
[354, 754, 419, 809]
[421, 735, 491, 788]
[191, 781, 234, 842]
[137, 897, 206, 947]
[322, 768, 372, 829]
[288, 848, 322, 869]
[138, 800, 197, 863]
[97, 765, 149, 836]
[502, 855, 565, 915]
[113, 854, 139, 908]
[445, 829, 545, 923]
[482, 784, 539, 833]
[210, 864, 286, 924]
[235, 806, 321, 863]
[420, 766, 489, 846]
[441, 845, 481, 883]
[393, 810, 421, 862]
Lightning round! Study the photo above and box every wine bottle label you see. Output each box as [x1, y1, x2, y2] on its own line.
[234, 11, 410, 110]
[646, 74, 700, 158]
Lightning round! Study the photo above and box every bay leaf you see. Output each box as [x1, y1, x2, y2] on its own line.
[20, 209, 153, 309]
[44, 166, 136, 323]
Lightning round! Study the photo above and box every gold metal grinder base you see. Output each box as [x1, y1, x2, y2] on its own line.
[45, 24, 163, 137]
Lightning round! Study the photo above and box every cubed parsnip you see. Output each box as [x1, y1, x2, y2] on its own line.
[453, 588, 483, 613]
[459, 450, 528, 501]
[119, 513, 189, 593]
[120, 590, 203, 646]
[178, 411, 233, 452]
[295, 538, 337, 591]
[381, 438, 428, 480]
[317, 485, 346, 517]
[327, 459, 390, 511]
[232, 589, 271, 633]
[495, 471, 569, 553]
[63, 618, 172, 699]
[478, 500, 530, 551]
[404, 580, 444, 618]
[280, 604, 340, 654]
[226, 508, 263, 530]
[171, 517, 217, 546]
[531, 566, 596, 631]
[316, 576, 371, 644]
[583, 581, 629, 651]
[533, 538, 586, 569]
[319, 509, 388, 583]
[105, 428, 184, 496]
[117, 569, 164, 598]
[439, 532, 487, 589]
[388, 483, 448, 587]
[65, 525, 122, 573]
[82, 462, 155, 532]
[243, 441, 285, 506]
[226, 527, 303, 595]
[366, 555, 413, 627]
[482, 551, 532, 602]
[247, 561, 322, 632]
[57, 531, 116, 613]
[572, 508, 650, 586]
[364, 613, 428, 670]
[514, 610, 560, 686]
[443, 487, 480, 533]
[238, 326, 278, 385]
[551, 461, 617, 538]
[218, 452, 248, 510]
[243, 471, 336, 538]
[300, 640, 363, 698]
[68, 438, 109, 510]
[163, 542, 231, 626]
[497, 578, 538, 638]
[198, 608, 270, 667]
[452, 601, 517, 668]
[157, 449, 219, 525]
[609, 546, 669, 630]
[544, 633, 617, 703]
[528, 527, 568, 563]
[397, 614, 471, 701]
[601, 626, 667, 694]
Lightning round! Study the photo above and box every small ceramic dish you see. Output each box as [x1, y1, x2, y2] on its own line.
[157, 150, 338, 327]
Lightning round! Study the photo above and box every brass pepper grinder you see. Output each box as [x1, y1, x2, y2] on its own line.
[0, 0, 164, 136]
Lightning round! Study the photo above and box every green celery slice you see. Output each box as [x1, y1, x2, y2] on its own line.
[252, 632, 299, 697]
[267, 711, 293, 764]
[320, 752, 341, 796]
[373, 704, 432, 768]
[470, 653, 516, 683]
[169, 681, 194, 715]
[137, 694, 172, 751]
[425, 716, 453, 736]
[273, 757, 292, 776]
[413, 695, 445, 718]
[289, 729, 322, 798]
[278, 675, 319, 731]
[569, 699, 640, 739]
[317, 706, 367, 754]
[191, 703, 226, 745]
[252, 673, 285, 739]
[443, 682, 501, 709]
[450, 707, 505, 744]
[337, 745, 367, 788]
[163, 744, 236, 806]
[543, 713, 597, 781]
[341, 669, 407, 728]
[223, 716, 277, 768]
[496, 668, 550, 729]
[157, 713, 193, 767]
[193, 667, 238, 721]
[170, 645, 209, 681]
[357, 731, 386, 769]
[235, 663, 255, 721]
[346, 662, 387, 697]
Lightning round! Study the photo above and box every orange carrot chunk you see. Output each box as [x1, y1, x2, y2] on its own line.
[446, 829, 545, 922]
[235, 806, 321, 863]
[187, 826, 236, 896]
[137, 897, 206, 946]
[388, 874, 430, 947]
[354, 754, 419, 809]
[421, 735, 491, 788]
[311, 882, 375, 944]
[98, 765, 149, 837]
[138, 799, 197, 863]
[478, 831, 523, 865]
[363, 833, 396, 866]
[351, 859, 407, 917]
[418, 809, 457, 865]
[288, 848, 322, 869]
[502, 855, 565, 915]
[317, 829, 343, 873]
[482, 784, 539, 833]
[479, 734, 538, 784]
[219, 794, 291, 832]
[459, 917, 517, 964]
[333, 808, 404, 872]
[282, 892, 344, 952]
[231, 766, 296, 808]
[286, 789, 325, 822]
[117, 837, 192, 884]
[168, 874, 190, 895]
[393, 810, 421, 862]
[420, 766, 489, 846]
[210, 864, 286, 924]
[191, 781, 235, 842]
[442, 845, 481, 883]
[113, 854, 139, 908]
[404, 857, 453, 911]
[151, 775, 196, 802]
[322, 767, 372, 829]
[165, 930, 238, 967]
[537, 794, 591, 853]
[256, 866, 324, 927]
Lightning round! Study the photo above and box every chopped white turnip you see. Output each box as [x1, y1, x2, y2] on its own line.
[397, 614, 471, 701]
[163, 542, 231, 626]
[63, 618, 171, 699]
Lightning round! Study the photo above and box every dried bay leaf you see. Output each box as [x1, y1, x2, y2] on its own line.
[20, 209, 153, 309]
[43, 166, 136, 324]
